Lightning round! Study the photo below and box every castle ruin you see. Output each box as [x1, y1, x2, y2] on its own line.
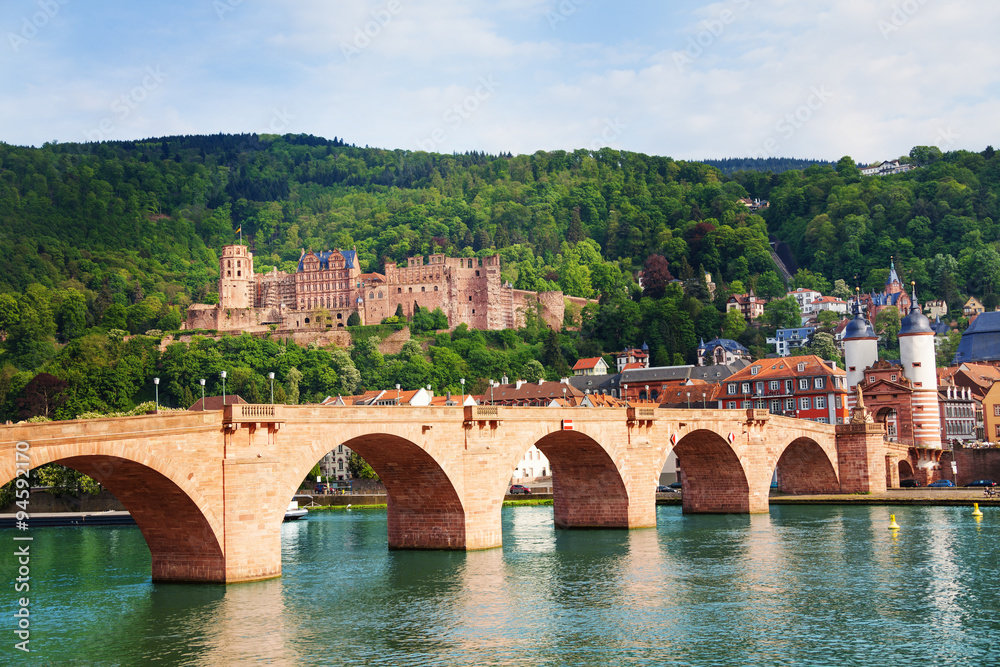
[186, 245, 572, 333]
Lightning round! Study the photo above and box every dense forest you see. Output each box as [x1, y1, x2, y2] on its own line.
[0, 135, 996, 421]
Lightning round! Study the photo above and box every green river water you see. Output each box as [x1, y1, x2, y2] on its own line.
[3, 504, 999, 666]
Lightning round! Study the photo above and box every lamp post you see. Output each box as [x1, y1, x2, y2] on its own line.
[460, 378, 465, 406]
[396, 383, 401, 405]
[645, 385, 649, 403]
[623, 383, 628, 407]
[220, 371, 227, 406]
[199, 378, 205, 406]
[490, 380, 494, 405]
[686, 391, 690, 409]
[268, 372, 275, 404]
[153, 377, 159, 412]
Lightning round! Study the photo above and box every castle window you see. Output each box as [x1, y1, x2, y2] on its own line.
[398, 288, 402, 293]
[227, 271, 231, 277]
[305, 318, 310, 324]
[890, 375, 897, 382]
[422, 286, 426, 292]
[237, 261, 241, 267]
[434, 286, 438, 292]
[369, 292, 374, 299]
[237, 271, 241, 277]
[472, 309, 475, 314]
[469, 296, 473, 301]
[409, 287, 413, 293]
[378, 292, 383, 298]
[476, 271, 480, 277]
[912, 362, 922, 367]
[869, 376, 875, 383]
[337, 313, 342, 319]
[228, 260, 231, 267]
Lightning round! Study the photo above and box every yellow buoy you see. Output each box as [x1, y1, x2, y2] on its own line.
[889, 514, 900, 530]
[973, 503, 984, 517]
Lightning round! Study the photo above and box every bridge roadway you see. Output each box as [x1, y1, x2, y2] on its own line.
[0, 404, 889, 583]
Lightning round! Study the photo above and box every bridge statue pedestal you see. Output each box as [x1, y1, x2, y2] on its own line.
[834, 423, 888, 494]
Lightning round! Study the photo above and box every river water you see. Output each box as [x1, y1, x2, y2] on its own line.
[4, 504, 999, 666]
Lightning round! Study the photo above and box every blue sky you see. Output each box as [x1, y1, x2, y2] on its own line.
[2, 0, 997, 161]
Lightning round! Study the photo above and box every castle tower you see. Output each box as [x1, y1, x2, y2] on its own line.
[898, 282, 941, 448]
[219, 244, 254, 309]
[843, 288, 879, 393]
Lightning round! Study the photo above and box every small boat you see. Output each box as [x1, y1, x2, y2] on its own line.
[284, 497, 309, 521]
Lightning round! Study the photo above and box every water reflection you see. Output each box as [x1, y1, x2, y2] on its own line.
[8, 505, 1000, 665]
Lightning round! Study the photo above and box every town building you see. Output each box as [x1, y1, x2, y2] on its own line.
[924, 299, 948, 319]
[859, 160, 916, 176]
[726, 291, 766, 321]
[718, 355, 850, 424]
[615, 345, 650, 372]
[857, 259, 911, 320]
[697, 338, 751, 366]
[938, 383, 978, 447]
[952, 312, 1000, 364]
[810, 295, 849, 317]
[767, 326, 817, 357]
[981, 382, 1000, 444]
[511, 445, 551, 483]
[787, 288, 821, 312]
[621, 362, 749, 403]
[481, 379, 584, 407]
[572, 357, 610, 376]
[187, 244, 575, 334]
[963, 296, 985, 319]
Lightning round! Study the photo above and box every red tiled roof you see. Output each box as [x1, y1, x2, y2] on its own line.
[621, 362, 645, 370]
[188, 395, 247, 411]
[725, 355, 846, 383]
[572, 357, 605, 371]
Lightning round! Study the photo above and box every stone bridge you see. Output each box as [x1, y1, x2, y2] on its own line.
[0, 405, 888, 583]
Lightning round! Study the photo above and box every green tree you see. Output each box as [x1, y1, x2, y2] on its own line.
[721, 309, 747, 340]
[874, 306, 902, 350]
[347, 311, 362, 326]
[348, 452, 379, 480]
[762, 297, 802, 330]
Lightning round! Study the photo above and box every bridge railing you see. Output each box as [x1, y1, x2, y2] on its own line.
[224, 404, 285, 423]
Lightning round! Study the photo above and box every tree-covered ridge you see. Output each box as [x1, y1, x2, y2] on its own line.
[699, 157, 833, 176]
[764, 149, 1000, 310]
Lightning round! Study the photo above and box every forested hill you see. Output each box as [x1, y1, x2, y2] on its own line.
[2, 133, 999, 421]
[0, 133, 779, 300]
[699, 157, 832, 176]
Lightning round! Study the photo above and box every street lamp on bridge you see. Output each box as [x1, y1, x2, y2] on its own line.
[199, 378, 205, 406]
[153, 377, 159, 412]
[268, 372, 275, 404]
[220, 371, 227, 406]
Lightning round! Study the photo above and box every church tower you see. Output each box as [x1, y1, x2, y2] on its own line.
[843, 288, 879, 398]
[898, 282, 941, 448]
[219, 244, 254, 309]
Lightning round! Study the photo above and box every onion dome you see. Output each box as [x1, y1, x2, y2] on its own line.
[843, 289, 877, 340]
[899, 282, 933, 335]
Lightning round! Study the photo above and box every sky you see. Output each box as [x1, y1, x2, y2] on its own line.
[1, 0, 998, 162]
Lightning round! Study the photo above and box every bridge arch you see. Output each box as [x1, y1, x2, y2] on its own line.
[5, 448, 225, 583]
[673, 429, 751, 513]
[772, 436, 840, 494]
[288, 432, 467, 550]
[898, 459, 914, 482]
[531, 429, 630, 529]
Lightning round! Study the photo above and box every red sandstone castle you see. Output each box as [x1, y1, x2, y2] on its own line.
[186, 244, 575, 333]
